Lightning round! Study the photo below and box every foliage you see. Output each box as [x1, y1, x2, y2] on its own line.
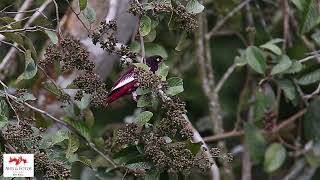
[1, 0, 320, 179]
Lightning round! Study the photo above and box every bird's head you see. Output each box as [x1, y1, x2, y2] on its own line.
[146, 55, 164, 72]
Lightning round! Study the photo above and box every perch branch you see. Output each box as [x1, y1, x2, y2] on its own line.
[204, 109, 307, 143]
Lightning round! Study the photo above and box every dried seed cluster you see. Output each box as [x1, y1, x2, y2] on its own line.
[35, 151, 71, 179]
[2, 120, 71, 179]
[128, 2, 198, 32]
[113, 123, 140, 148]
[40, 37, 108, 107]
[60, 37, 94, 72]
[157, 96, 193, 139]
[3, 119, 40, 152]
[90, 21, 137, 63]
[134, 67, 162, 90]
[39, 44, 62, 68]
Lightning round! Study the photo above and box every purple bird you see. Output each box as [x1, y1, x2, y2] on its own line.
[106, 55, 163, 104]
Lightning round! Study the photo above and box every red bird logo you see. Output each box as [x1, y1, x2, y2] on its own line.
[9, 156, 27, 165]
[106, 55, 163, 104]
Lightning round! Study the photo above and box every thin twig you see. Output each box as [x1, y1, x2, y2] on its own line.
[0, 0, 33, 42]
[0, 81, 117, 167]
[303, 83, 320, 99]
[140, 35, 145, 63]
[204, 109, 307, 142]
[65, 0, 91, 33]
[0, 0, 52, 72]
[206, 0, 252, 39]
[0, 26, 56, 33]
[0, 40, 26, 54]
[52, 0, 62, 37]
[282, 0, 290, 51]
[214, 63, 237, 94]
[3, 8, 39, 14]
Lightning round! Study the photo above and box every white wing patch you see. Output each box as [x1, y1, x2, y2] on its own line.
[111, 74, 135, 91]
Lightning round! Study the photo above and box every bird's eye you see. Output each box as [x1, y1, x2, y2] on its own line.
[157, 58, 160, 62]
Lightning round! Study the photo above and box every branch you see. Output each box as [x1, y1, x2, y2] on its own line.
[206, 0, 252, 39]
[0, 83, 117, 168]
[0, 26, 56, 33]
[204, 109, 307, 143]
[0, 0, 33, 41]
[0, 40, 26, 53]
[0, 0, 52, 72]
[214, 63, 237, 94]
[157, 87, 220, 180]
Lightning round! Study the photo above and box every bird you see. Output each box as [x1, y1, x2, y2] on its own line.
[106, 55, 163, 105]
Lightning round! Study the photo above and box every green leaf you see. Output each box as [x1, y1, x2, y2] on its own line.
[22, 35, 37, 58]
[0, 99, 9, 128]
[264, 143, 286, 173]
[66, 133, 80, 158]
[44, 30, 58, 44]
[136, 87, 151, 95]
[65, 117, 91, 142]
[253, 90, 274, 122]
[246, 46, 267, 74]
[144, 29, 157, 42]
[0, 114, 8, 129]
[301, 0, 320, 33]
[84, 109, 95, 128]
[114, 146, 142, 164]
[78, 156, 92, 167]
[277, 79, 298, 102]
[83, 5, 96, 23]
[145, 43, 168, 58]
[130, 41, 141, 53]
[185, 140, 202, 155]
[17, 92, 36, 102]
[0, 99, 9, 118]
[260, 43, 282, 55]
[79, 0, 88, 11]
[76, 93, 91, 110]
[304, 98, 320, 140]
[297, 69, 320, 85]
[135, 111, 153, 126]
[305, 141, 320, 167]
[145, 170, 160, 180]
[155, 63, 169, 81]
[175, 31, 191, 51]
[137, 95, 152, 108]
[283, 61, 303, 74]
[52, 129, 69, 145]
[244, 123, 266, 164]
[312, 30, 320, 46]
[42, 80, 62, 96]
[133, 63, 150, 71]
[0, 17, 21, 29]
[17, 50, 37, 81]
[186, 0, 205, 14]
[1, 32, 24, 45]
[270, 55, 292, 75]
[291, 0, 306, 10]
[155, 0, 171, 6]
[126, 162, 152, 170]
[166, 77, 184, 96]
[235, 49, 247, 66]
[139, 15, 152, 37]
